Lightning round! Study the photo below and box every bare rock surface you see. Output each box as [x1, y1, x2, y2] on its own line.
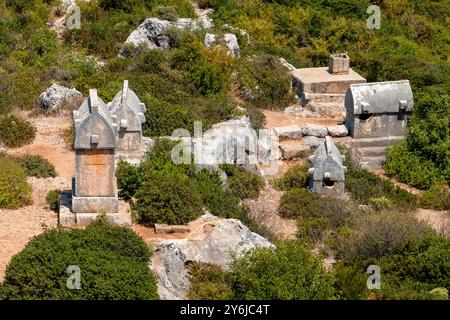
[38, 84, 83, 113]
[150, 214, 274, 300]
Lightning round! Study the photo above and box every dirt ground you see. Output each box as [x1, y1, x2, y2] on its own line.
[0, 113, 74, 280]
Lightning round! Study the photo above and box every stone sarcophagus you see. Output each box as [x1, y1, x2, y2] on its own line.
[109, 80, 146, 152]
[345, 80, 414, 138]
[308, 137, 347, 198]
[72, 89, 118, 213]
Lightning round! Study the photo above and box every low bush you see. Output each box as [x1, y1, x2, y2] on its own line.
[192, 169, 245, 219]
[115, 160, 145, 200]
[2, 217, 159, 300]
[278, 188, 358, 242]
[0, 115, 36, 148]
[45, 189, 61, 212]
[187, 262, 233, 300]
[237, 54, 294, 109]
[272, 164, 310, 191]
[133, 174, 204, 226]
[345, 166, 417, 210]
[227, 170, 265, 200]
[0, 155, 32, 209]
[384, 140, 444, 190]
[335, 235, 450, 300]
[330, 211, 432, 262]
[231, 241, 336, 300]
[16, 154, 57, 178]
[419, 183, 450, 211]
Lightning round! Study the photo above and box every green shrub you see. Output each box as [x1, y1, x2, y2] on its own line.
[143, 99, 195, 136]
[278, 188, 321, 219]
[16, 154, 57, 178]
[419, 183, 450, 211]
[331, 211, 432, 262]
[279, 188, 358, 242]
[45, 189, 61, 212]
[0, 156, 32, 209]
[231, 241, 336, 300]
[116, 160, 144, 199]
[237, 54, 294, 109]
[272, 164, 310, 191]
[377, 235, 450, 291]
[384, 140, 444, 190]
[2, 217, 159, 300]
[99, 0, 147, 12]
[346, 166, 417, 210]
[187, 262, 233, 300]
[133, 175, 203, 226]
[227, 170, 265, 200]
[192, 169, 245, 219]
[0, 115, 36, 148]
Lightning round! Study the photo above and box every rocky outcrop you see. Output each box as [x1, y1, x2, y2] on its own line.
[122, 18, 198, 52]
[38, 84, 83, 113]
[121, 14, 214, 55]
[204, 33, 240, 57]
[151, 214, 274, 300]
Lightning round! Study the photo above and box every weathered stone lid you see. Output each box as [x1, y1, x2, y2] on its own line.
[73, 89, 117, 149]
[110, 80, 146, 129]
[345, 80, 413, 115]
[309, 137, 346, 181]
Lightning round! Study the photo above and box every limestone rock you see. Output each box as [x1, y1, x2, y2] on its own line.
[304, 136, 325, 149]
[222, 24, 250, 44]
[38, 84, 83, 112]
[151, 214, 274, 300]
[327, 125, 349, 137]
[204, 33, 216, 47]
[223, 33, 240, 57]
[204, 33, 240, 57]
[302, 124, 328, 138]
[279, 58, 296, 71]
[122, 18, 199, 53]
[273, 125, 302, 139]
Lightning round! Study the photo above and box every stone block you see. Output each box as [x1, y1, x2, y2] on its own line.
[154, 224, 191, 234]
[72, 195, 119, 213]
[273, 125, 302, 139]
[302, 124, 328, 138]
[327, 125, 349, 137]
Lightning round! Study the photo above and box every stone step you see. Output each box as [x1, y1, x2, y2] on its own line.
[359, 156, 385, 170]
[355, 146, 386, 158]
[346, 136, 404, 148]
[273, 125, 303, 139]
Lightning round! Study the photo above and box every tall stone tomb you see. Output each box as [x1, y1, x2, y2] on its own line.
[109, 80, 146, 152]
[308, 137, 347, 199]
[345, 80, 414, 138]
[59, 89, 119, 225]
